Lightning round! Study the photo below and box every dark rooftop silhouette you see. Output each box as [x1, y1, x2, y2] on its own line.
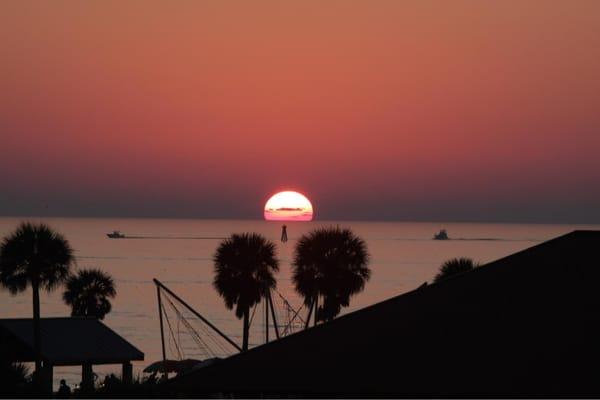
[0, 317, 144, 366]
[169, 230, 600, 397]
[0, 317, 144, 392]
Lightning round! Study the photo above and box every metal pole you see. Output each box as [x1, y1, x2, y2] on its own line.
[267, 290, 280, 339]
[304, 298, 315, 330]
[153, 278, 242, 352]
[156, 285, 167, 363]
[265, 295, 269, 344]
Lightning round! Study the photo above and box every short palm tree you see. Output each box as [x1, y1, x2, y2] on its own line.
[434, 257, 478, 283]
[0, 361, 30, 395]
[0, 222, 73, 374]
[292, 226, 370, 324]
[213, 233, 279, 351]
[63, 268, 116, 319]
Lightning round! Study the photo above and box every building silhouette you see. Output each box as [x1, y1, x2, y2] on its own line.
[168, 231, 600, 397]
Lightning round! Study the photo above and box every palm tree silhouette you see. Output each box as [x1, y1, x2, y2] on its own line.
[0, 222, 73, 375]
[292, 226, 370, 324]
[0, 361, 30, 395]
[63, 268, 116, 319]
[213, 233, 279, 351]
[434, 257, 479, 283]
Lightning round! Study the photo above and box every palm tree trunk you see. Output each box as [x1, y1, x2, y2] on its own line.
[32, 280, 42, 374]
[304, 297, 314, 330]
[265, 296, 269, 344]
[242, 308, 249, 351]
[314, 295, 318, 327]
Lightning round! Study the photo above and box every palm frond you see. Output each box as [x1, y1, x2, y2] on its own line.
[0, 222, 74, 294]
[292, 226, 370, 320]
[213, 233, 279, 320]
[63, 268, 116, 319]
[434, 257, 478, 283]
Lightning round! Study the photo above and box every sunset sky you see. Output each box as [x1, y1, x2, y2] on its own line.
[1, 1, 599, 222]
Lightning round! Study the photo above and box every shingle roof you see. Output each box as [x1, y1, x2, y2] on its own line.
[0, 317, 144, 366]
[170, 230, 600, 397]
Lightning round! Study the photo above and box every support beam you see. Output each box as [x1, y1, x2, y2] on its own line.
[305, 298, 315, 330]
[281, 298, 306, 335]
[82, 364, 94, 392]
[122, 362, 133, 385]
[153, 278, 242, 352]
[268, 290, 280, 339]
[157, 285, 167, 363]
[41, 362, 53, 394]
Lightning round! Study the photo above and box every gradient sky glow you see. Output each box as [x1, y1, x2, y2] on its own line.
[1, 1, 599, 222]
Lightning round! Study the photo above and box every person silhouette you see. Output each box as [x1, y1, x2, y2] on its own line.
[146, 371, 158, 385]
[281, 224, 288, 243]
[57, 379, 71, 398]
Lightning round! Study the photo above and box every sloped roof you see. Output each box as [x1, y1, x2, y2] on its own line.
[0, 317, 144, 366]
[170, 230, 600, 397]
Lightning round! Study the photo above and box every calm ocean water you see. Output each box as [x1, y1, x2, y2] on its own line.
[1, 217, 598, 387]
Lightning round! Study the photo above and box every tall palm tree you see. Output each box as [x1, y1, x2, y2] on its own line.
[434, 257, 479, 283]
[213, 233, 279, 351]
[63, 268, 116, 319]
[0, 222, 73, 374]
[292, 226, 370, 324]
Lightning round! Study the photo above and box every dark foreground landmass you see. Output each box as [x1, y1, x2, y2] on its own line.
[163, 230, 600, 398]
[3, 231, 600, 398]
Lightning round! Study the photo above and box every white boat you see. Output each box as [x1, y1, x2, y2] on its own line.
[433, 229, 449, 240]
[107, 230, 125, 239]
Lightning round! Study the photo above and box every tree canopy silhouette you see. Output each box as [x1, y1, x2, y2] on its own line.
[0, 222, 73, 375]
[63, 268, 116, 319]
[292, 226, 370, 323]
[213, 233, 279, 351]
[434, 257, 479, 283]
[0, 362, 30, 396]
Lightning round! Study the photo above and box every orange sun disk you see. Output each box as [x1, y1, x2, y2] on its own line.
[264, 191, 313, 221]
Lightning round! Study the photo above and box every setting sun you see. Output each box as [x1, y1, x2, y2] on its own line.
[264, 191, 314, 221]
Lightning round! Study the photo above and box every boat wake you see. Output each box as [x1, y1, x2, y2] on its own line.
[385, 237, 541, 242]
[107, 234, 226, 240]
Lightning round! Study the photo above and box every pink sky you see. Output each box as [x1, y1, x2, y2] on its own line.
[1, 1, 599, 222]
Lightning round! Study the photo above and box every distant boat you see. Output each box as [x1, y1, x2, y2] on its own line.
[433, 229, 449, 240]
[107, 230, 125, 239]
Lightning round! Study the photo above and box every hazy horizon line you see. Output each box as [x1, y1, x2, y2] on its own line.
[0, 214, 598, 226]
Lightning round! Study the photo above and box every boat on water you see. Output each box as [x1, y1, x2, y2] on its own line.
[433, 229, 449, 240]
[107, 230, 126, 239]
